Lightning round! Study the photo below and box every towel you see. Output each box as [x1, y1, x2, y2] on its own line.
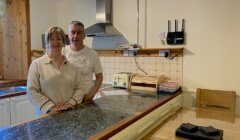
[159, 80, 179, 93]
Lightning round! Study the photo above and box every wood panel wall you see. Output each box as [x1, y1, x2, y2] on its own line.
[0, 0, 31, 80]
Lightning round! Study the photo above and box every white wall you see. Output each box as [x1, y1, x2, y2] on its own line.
[30, 0, 96, 50]
[182, 0, 240, 94]
[145, 0, 240, 95]
[113, 0, 137, 44]
[30, 0, 58, 50]
[113, 0, 240, 113]
[30, 0, 240, 95]
[56, 0, 96, 46]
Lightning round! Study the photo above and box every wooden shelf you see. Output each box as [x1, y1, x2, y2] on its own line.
[96, 47, 184, 57]
[31, 50, 44, 58]
[31, 47, 184, 58]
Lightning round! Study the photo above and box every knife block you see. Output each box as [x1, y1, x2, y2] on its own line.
[128, 74, 165, 94]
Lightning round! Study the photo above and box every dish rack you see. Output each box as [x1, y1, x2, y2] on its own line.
[128, 74, 165, 94]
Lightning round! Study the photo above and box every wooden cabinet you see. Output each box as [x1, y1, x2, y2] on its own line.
[0, 95, 36, 128]
[109, 94, 182, 140]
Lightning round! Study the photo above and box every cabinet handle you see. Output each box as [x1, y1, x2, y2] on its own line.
[137, 120, 155, 134]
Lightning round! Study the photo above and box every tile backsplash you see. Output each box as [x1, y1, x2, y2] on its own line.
[100, 56, 183, 85]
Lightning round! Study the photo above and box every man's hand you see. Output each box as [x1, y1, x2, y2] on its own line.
[83, 93, 94, 103]
[83, 73, 103, 103]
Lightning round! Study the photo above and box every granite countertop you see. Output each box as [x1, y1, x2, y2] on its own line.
[0, 80, 27, 99]
[0, 87, 180, 140]
[0, 84, 112, 99]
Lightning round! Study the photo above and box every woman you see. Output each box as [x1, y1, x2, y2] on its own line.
[27, 26, 85, 116]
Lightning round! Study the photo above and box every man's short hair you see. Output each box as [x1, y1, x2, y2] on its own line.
[69, 21, 84, 28]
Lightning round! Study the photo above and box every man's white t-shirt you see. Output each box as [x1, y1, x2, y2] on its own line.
[62, 45, 103, 93]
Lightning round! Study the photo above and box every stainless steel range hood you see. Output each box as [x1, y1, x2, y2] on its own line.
[85, 0, 122, 37]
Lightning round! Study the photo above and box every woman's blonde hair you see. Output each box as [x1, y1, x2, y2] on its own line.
[44, 26, 66, 49]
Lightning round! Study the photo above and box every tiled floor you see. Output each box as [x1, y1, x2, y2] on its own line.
[142, 108, 240, 140]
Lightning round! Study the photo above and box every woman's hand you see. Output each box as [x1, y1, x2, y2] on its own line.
[48, 105, 59, 113]
[48, 102, 74, 113]
[56, 102, 74, 111]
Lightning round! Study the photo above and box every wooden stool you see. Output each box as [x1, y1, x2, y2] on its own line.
[196, 88, 236, 112]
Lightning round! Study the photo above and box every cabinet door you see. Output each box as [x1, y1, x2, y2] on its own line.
[0, 98, 10, 128]
[154, 100, 172, 122]
[132, 112, 156, 140]
[171, 94, 182, 114]
[10, 95, 36, 125]
[109, 94, 183, 140]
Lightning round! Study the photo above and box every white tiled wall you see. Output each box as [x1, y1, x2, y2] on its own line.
[100, 56, 183, 85]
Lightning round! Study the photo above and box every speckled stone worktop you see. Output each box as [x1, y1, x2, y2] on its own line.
[0, 80, 27, 99]
[0, 89, 180, 140]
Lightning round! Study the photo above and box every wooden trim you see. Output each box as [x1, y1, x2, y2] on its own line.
[96, 47, 184, 57]
[89, 91, 182, 140]
[0, 79, 26, 87]
[31, 50, 44, 58]
[0, 79, 27, 99]
[0, 91, 26, 99]
[25, 0, 31, 67]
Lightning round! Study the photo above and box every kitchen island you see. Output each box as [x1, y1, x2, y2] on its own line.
[0, 88, 181, 140]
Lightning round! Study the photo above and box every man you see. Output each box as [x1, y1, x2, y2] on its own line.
[62, 21, 103, 102]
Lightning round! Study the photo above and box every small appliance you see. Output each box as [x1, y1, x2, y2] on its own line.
[112, 72, 132, 88]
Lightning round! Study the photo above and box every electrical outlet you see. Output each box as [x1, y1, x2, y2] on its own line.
[159, 50, 170, 57]
[128, 50, 138, 57]
[123, 50, 129, 56]
[158, 32, 166, 45]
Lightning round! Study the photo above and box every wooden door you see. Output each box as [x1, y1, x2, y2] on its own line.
[0, 0, 31, 80]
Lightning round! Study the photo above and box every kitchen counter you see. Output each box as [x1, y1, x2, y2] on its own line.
[0, 80, 27, 99]
[0, 87, 181, 140]
[0, 83, 111, 99]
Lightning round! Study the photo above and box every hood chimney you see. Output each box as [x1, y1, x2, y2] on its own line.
[85, 0, 122, 37]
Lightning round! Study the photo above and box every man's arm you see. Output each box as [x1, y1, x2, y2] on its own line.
[83, 73, 103, 102]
